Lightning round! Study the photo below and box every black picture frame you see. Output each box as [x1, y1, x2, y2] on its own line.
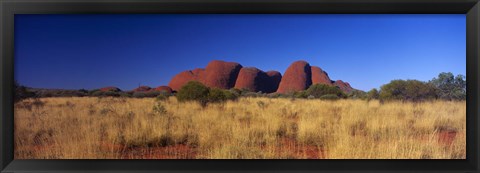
[1, 0, 479, 172]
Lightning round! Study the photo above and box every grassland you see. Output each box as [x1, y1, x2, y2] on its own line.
[14, 97, 465, 159]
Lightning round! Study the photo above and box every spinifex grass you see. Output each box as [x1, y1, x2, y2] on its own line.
[14, 97, 465, 159]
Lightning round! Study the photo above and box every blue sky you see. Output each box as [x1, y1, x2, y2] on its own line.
[14, 14, 466, 91]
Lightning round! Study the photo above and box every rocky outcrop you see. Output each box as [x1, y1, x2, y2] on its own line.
[234, 67, 269, 92]
[153, 86, 173, 94]
[311, 66, 332, 86]
[99, 86, 121, 92]
[202, 60, 242, 89]
[168, 68, 205, 91]
[133, 86, 152, 92]
[265, 71, 282, 93]
[276, 61, 312, 93]
[333, 80, 354, 93]
[167, 59, 355, 93]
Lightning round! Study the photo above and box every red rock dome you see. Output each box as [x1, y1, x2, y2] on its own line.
[133, 86, 152, 92]
[153, 86, 173, 94]
[333, 80, 354, 93]
[99, 86, 121, 92]
[168, 68, 205, 91]
[311, 66, 333, 86]
[265, 70, 282, 93]
[234, 67, 269, 92]
[276, 61, 312, 93]
[202, 60, 242, 89]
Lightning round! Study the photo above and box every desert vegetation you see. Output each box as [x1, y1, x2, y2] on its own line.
[15, 96, 465, 159]
[14, 71, 466, 159]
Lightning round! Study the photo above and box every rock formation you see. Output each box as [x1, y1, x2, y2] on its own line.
[168, 68, 205, 91]
[153, 86, 173, 94]
[276, 61, 312, 93]
[201, 60, 242, 89]
[333, 80, 354, 93]
[167, 59, 355, 93]
[99, 86, 121, 92]
[234, 67, 269, 92]
[311, 66, 332, 86]
[265, 71, 282, 93]
[133, 86, 152, 92]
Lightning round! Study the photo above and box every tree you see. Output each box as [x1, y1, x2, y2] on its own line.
[379, 80, 437, 102]
[429, 72, 466, 100]
[366, 88, 379, 100]
[176, 81, 210, 104]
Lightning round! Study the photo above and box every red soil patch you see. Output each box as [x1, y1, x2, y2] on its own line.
[438, 130, 457, 146]
[275, 137, 326, 159]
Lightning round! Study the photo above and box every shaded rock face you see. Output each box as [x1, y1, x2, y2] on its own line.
[333, 80, 354, 93]
[153, 86, 173, 94]
[265, 71, 282, 93]
[100, 87, 121, 92]
[311, 66, 333, 86]
[133, 86, 152, 92]
[234, 67, 270, 92]
[277, 61, 312, 93]
[202, 60, 243, 89]
[168, 68, 205, 91]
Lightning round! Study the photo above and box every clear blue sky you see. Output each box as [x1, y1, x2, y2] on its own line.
[15, 14, 466, 91]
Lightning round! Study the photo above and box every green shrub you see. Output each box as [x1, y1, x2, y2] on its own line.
[229, 88, 242, 96]
[379, 80, 437, 102]
[348, 90, 367, 99]
[305, 84, 346, 98]
[366, 88, 380, 100]
[208, 88, 228, 103]
[319, 94, 340, 100]
[176, 81, 210, 104]
[294, 91, 308, 98]
[103, 91, 120, 97]
[156, 91, 171, 101]
[131, 91, 161, 98]
[223, 90, 239, 101]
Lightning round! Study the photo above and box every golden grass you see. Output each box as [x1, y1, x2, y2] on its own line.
[14, 97, 465, 159]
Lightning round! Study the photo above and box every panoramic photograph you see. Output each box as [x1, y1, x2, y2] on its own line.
[14, 14, 466, 159]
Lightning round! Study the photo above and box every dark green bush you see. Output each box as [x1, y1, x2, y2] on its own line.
[229, 88, 242, 96]
[176, 81, 210, 103]
[348, 90, 367, 99]
[294, 91, 308, 98]
[379, 80, 438, 102]
[156, 91, 171, 101]
[366, 88, 380, 100]
[223, 90, 239, 101]
[131, 91, 162, 98]
[305, 84, 346, 98]
[208, 88, 228, 103]
[319, 94, 341, 100]
[90, 90, 121, 97]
